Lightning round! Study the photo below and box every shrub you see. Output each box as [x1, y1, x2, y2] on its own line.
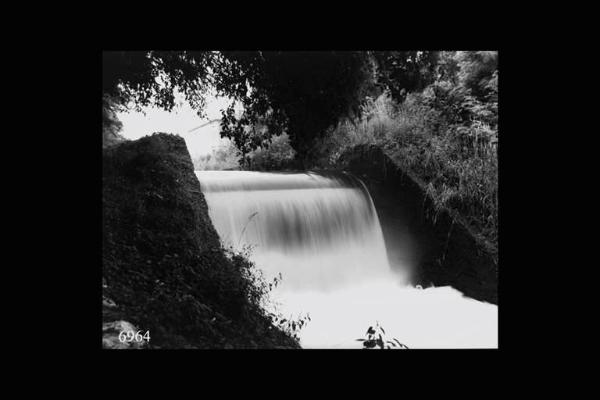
[313, 53, 498, 247]
[193, 139, 241, 170]
[356, 322, 408, 349]
[245, 133, 297, 171]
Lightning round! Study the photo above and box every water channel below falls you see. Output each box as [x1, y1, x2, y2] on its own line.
[195, 170, 497, 348]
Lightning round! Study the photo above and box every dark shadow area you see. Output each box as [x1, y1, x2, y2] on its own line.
[338, 144, 498, 304]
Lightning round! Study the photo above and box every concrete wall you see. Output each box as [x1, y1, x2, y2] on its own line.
[339, 144, 498, 304]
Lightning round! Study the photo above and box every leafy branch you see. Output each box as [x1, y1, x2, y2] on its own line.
[356, 321, 408, 349]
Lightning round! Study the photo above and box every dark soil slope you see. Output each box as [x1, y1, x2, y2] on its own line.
[102, 133, 299, 348]
[339, 144, 498, 304]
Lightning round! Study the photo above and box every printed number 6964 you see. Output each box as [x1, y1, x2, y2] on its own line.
[118, 330, 150, 343]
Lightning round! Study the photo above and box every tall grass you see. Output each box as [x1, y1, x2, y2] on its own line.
[317, 91, 498, 247]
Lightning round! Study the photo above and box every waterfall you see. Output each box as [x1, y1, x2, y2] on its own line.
[196, 171, 397, 291]
[195, 170, 498, 349]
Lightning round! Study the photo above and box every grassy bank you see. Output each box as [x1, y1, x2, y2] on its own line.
[313, 88, 498, 249]
[310, 52, 498, 248]
[102, 133, 300, 348]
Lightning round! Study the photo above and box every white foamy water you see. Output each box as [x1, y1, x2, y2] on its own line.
[195, 170, 497, 349]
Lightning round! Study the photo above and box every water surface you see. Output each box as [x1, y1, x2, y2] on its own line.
[196, 170, 497, 348]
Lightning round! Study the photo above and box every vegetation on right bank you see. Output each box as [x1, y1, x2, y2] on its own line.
[312, 51, 498, 247]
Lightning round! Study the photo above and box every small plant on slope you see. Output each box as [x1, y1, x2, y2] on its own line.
[357, 321, 408, 349]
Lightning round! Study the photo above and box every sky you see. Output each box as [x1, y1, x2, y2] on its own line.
[116, 90, 237, 158]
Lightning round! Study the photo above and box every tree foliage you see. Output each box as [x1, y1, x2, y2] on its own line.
[372, 51, 440, 103]
[192, 139, 241, 171]
[102, 51, 494, 164]
[103, 51, 380, 162]
[245, 133, 297, 171]
[313, 51, 499, 246]
[102, 51, 219, 149]
[102, 51, 215, 115]
[214, 51, 378, 164]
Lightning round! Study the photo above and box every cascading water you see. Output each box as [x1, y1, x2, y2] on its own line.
[195, 170, 498, 348]
[196, 171, 399, 290]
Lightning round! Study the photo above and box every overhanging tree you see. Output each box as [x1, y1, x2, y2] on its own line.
[214, 51, 378, 165]
[102, 51, 441, 162]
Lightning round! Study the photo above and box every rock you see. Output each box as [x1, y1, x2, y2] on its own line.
[102, 320, 147, 349]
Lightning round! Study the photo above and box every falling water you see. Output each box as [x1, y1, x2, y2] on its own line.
[195, 170, 497, 348]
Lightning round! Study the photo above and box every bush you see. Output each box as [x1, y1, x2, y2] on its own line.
[313, 51, 498, 247]
[245, 133, 297, 171]
[385, 91, 498, 244]
[356, 322, 408, 349]
[193, 139, 241, 170]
